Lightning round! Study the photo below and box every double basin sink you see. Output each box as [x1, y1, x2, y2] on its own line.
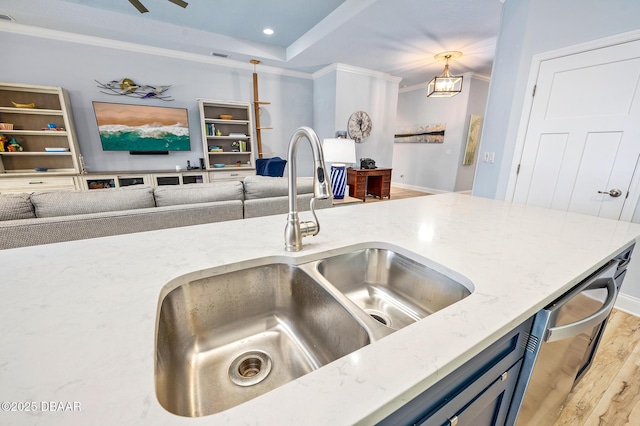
[154, 245, 473, 417]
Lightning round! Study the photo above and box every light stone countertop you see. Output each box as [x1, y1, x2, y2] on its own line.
[1, 193, 639, 425]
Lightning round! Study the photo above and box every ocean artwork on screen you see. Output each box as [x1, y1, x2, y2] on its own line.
[93, 102, 190, 151]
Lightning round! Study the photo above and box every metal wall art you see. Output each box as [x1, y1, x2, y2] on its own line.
[95, 78, 173, 100]
[394, 123, 446, 143]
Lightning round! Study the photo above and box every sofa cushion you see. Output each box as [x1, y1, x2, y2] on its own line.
[154, 181, 244, 207]
[0, 193, 36, 221]
[244, 194, 332, 219]
[0, 200, 244, 250]
[31, 186, 155, 218]
[243, 175, 314, 200]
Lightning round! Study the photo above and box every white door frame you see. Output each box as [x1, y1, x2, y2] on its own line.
[506, 28, 640, 221]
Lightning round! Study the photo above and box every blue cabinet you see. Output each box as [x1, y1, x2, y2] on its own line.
[378, 317, 533, 426]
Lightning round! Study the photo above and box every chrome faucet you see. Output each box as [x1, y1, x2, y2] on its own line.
[284, 127, 332, 251]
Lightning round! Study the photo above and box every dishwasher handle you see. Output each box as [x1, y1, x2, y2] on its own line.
[545, 277, 617, 343]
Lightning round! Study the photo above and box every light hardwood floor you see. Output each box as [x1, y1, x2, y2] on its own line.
[554, 308, 640, 425]
[361, 186, 432, 202]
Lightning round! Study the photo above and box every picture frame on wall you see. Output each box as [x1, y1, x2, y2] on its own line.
[393, 123, 445, 143]
[463, 115, 482, 165]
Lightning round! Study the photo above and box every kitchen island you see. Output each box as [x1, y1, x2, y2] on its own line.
[1, 193, 639, 425]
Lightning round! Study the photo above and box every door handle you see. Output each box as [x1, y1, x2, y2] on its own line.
[597, 188, 622, 197]
[545, 277, 617, 342]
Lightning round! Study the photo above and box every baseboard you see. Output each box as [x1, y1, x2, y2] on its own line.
[615, 292, 640, 317]
[391, 182, 450, 194]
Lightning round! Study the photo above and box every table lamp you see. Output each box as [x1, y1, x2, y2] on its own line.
[322, 138, 356, 199]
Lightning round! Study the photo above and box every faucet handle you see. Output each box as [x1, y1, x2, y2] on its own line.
[299, 198, 321, 237]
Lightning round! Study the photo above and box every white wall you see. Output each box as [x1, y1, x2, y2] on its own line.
[312, 64, 400, 169]
[312, 72, 337, 142]
[3, 30, 314, 174]
[473, 0, 640, 200]
[393, 76, 488, 193]
[334, 66, 400, 168]
[454, 78, 489, 192]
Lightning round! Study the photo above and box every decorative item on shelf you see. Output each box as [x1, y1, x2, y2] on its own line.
[213, 164, 225, 168]
[186, 160, 200, 170]
[219, 114, 233, 120]
[0, 135, 7, 152]
[236, 161, 242, 167]
[11, 101, 35, 109]
[45, 147, 69, 152]
[43, 123, 65, 131]
[427, 51, 463, 98]
[95, 78, 174, 100]
[7, 137, 23, 152]
[215, 128, 222, 136]
[34, 167, 48, 172]
[231, 141, 247, 152]
[0, 123, 14, 130]
[79, 154, 87, 174]
[323, 138, 356, 199]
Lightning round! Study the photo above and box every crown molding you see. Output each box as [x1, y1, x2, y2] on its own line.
[0, 22, 313, 80]
[312, 63, 402, 83]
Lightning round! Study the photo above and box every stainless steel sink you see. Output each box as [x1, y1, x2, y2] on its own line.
[155, 263, 370, 417]
[155, 246, 473, 417]
[315, 248, 472, 330]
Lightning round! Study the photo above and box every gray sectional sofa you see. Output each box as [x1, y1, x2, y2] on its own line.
[0, 176, 332, 250]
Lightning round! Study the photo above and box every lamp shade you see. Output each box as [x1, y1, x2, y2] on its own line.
[322, 138, 356, 164]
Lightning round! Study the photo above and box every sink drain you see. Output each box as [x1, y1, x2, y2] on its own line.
[366, 309, 392, 327]
[228, 350, 272, 387]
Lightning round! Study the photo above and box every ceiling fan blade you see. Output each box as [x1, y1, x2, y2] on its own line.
[129, 0, 149, 13]
[168, 0, 188, 8]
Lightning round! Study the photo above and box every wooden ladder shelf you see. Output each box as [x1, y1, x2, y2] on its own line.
[251, 60, 272, 159]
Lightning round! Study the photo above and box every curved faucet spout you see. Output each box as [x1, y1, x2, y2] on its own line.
[284, 127, 332, 252]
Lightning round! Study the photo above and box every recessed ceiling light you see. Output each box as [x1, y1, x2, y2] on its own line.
[263, 28, 274, 35]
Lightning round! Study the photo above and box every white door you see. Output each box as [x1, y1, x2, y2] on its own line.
[513, 39, 640, 220]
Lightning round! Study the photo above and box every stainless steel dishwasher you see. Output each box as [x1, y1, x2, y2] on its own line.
[508, 246, 633, 425]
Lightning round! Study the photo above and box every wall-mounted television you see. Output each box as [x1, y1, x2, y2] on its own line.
[92, 102, 190, 153]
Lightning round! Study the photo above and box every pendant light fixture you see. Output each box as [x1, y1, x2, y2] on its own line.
[427, 51, 463, 98]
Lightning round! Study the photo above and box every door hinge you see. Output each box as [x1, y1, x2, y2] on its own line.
[516, 164, 521, 175]
[532, 85, 537, 97]
[626, 191, 630, 199]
